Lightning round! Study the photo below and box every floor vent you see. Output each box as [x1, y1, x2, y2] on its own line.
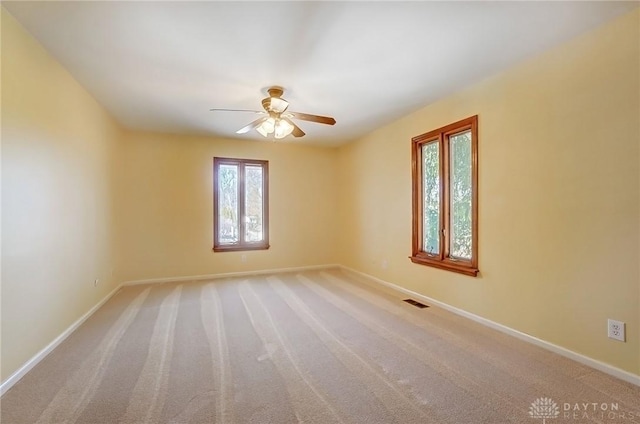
[403, 299, 429, 309]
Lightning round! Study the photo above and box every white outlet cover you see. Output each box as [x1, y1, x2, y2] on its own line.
[607, 319, 625, 342]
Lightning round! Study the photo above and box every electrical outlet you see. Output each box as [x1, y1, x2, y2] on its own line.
[381, 259, 388, 270]
[241, 254, 247, 263]
[607, 319, 625, 342]
[94, 279, 99, 287]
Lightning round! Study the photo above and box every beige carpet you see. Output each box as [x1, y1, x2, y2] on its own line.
[1, 269, 639, 423]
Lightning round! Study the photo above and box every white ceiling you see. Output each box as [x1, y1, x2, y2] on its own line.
[4, 1, 637, 146]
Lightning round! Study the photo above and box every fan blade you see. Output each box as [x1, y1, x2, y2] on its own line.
[236, 117, 267, 134]
[283, 118, 305, 138]
[210, 108, 264, 113]
[287, 111, 336, 125]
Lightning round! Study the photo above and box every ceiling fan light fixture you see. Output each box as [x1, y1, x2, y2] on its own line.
[211, 86, 335, 140]
[256, 117, 276, 137]
[256, 125, 269, 137]
[274, 118, 294, 139]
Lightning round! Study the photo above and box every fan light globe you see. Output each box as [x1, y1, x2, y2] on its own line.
[256, 125, 269, 137]
[256, 118, 276, 137]
[274, 119, 294, 139]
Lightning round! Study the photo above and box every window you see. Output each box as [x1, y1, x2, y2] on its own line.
[410, 116, 478, 276]
[213, 157, 269, 252]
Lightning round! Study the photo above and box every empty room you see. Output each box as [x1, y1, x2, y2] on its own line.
[1, 1, 639, 423]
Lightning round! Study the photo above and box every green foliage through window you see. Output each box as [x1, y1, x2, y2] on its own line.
[422, 142, 440, 255]
[449, 131, 472, 260]
[214, 158, 269, 252]
[411, 116, 478, 276]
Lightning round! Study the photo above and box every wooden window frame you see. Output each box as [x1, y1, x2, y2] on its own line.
[410, 116, 479, 277]
[213, 157, 270, 252]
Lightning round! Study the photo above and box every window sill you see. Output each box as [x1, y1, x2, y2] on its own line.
[409, 255, 479, 277]
[213, 244, 270, 252]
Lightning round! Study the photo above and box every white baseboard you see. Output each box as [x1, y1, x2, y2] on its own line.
[339, 265, 640, 387]
[0, 283, 124, 396]
[122, 263, 340, 286]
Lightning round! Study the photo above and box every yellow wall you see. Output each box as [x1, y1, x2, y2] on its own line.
[1, 9, 122, 380]
[337, 10, 640, 375]
[115, 131, 339, 283]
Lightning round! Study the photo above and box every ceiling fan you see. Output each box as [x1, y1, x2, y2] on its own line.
[210, 86, 336, 139]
